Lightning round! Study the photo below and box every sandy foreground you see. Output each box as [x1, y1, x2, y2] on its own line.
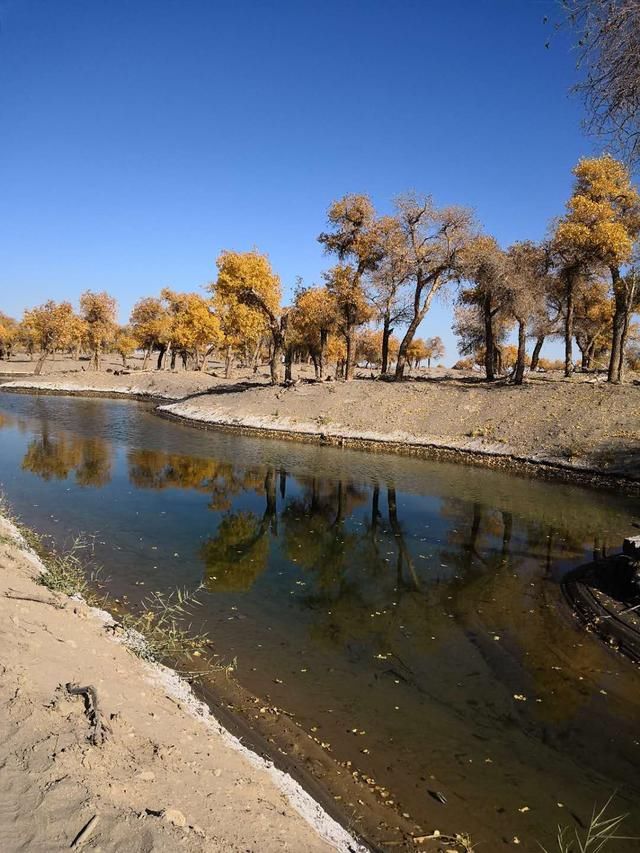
[0, 515, 363, 853]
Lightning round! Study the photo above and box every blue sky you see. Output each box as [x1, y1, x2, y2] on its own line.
[0, 0, 601, 360]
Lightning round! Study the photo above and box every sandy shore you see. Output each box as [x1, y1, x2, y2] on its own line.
[0, 514, 363, 853]
[2, 363, 639, 486]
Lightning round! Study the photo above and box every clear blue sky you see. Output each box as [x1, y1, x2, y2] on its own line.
[0, 0, 600, 360]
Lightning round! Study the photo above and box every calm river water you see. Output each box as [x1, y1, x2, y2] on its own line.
[0, 391, 638, 849]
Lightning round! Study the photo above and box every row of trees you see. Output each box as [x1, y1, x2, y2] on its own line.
[0, 292, 119, 375]
[2, 154, 639, 384]
[0, 253, 446, 382]
[222, 153, 639, 385]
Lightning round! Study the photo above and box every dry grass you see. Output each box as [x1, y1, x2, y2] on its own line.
[540, 796, 634, 852]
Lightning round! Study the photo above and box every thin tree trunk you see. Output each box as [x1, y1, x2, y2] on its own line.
[311, 354, 320, 379]
[617, 310, 631, 379]
[225, 345, 233, 378]
[381, 314, 392, 375]
[530, 335, 544, 371]
[319, 329, 327, 379]
[142, 347, 150, 370]
[251, 339, 261, 374]
[344, 326, 355, 381]
[156, 345, 166, 370]
[564, 269, 576, 377]
[395, 314, 421, 380]
[34, 350, 48, 376]
[484, 294, 495, 381]
[284, 346, 293, 382]
[514, 318, 526, 385]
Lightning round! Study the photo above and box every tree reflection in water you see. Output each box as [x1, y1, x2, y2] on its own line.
[22, 427, 112, 487]
[200, 468, 279, 592]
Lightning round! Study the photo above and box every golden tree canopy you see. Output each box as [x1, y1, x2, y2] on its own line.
[324, 264, 373, 333]
[291, 286, 337, 350]
[130, 296, 171, 350]
[22, 300, 77, 353]
[80, 290, 117, 352]
[214, 250, 282, 319]
[553, 154, 640, 268]
[160, 288, 222, 354]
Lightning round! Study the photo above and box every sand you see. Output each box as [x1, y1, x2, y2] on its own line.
[0, 514, 364, 853]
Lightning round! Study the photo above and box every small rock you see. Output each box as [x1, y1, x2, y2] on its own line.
[163, 808, 186, 827]
[137, 770, 155, 781]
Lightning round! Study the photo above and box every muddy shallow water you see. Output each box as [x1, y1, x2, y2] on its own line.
[0, 392, 638, 850]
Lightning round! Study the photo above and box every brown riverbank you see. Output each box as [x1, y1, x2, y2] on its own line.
[1, 365, 639, 488]
[0, 514, 366, 853]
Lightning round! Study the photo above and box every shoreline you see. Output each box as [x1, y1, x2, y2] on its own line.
[156, 403, 640, 492]
[0, 512, 367, 853]
[1, 378, 639, 492]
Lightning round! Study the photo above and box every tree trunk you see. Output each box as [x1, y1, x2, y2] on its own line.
[270, 336, 284, 384]
[395, 314, 421, 380]
[156, 345, 166, 370]
[381, 315, 392, 375]
[225, 345, 233, 378]
[343, 325, 355, 381]
[142, 347, 150, 370]
[494, 345, 502, 377]
[251, 339, 261, 374]
[170, 349, 177, 370]
[607, 266, 634, 383]
[483, 293, 495, 381]
[34, 350, 48, 376]
[530, 335, 544, 371]
[514, 318, 526, 385]
[319, 329, 327, 379]
[284, 346, 293, 382]
[579, 344, 590, 371]
[618, 311, 631, 379]
[311, 354, 320, 379]
[564, 269, 576, 377]
[93, 347, 100, 371]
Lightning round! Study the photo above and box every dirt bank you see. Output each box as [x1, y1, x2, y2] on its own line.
[2, 367, 639, 486]
[0, 514, 363, 853]
[158, 376, 640, 485]
[0, 364, 269, 401]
